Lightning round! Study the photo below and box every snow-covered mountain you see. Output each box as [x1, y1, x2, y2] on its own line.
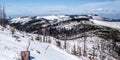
[8, 14, 120, 60]
[9, 14, 120, 32]
[90, 19, 120, 29]
[10, 15, 71, 25]
[9, 14, 120, 41]
[38, 15, 71, 21]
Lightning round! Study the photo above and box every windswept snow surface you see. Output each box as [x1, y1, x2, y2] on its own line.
[0, 26, 81, 60]
[90, 19, 120, 29]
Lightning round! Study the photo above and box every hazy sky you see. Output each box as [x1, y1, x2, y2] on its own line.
[1, 0, 120, 18]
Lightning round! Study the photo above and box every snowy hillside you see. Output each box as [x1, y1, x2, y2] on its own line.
[0, 25, 81, 60]
[91, 15, 104, 20]
[0, 24, 118, 60]
[8, 15, 120, 60]
[10, 16, 33, 25]
[90, 19, 120, 29]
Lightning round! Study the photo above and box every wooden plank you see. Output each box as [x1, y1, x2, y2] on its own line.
[21, 51, 30, 60]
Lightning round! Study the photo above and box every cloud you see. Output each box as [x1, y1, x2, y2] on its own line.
[6, 0, 120, 16]
[93, 8, 108, 12]
[78, 0, 120, 13]
[92, 8, 115, 12]
[81, 0, 120, 8]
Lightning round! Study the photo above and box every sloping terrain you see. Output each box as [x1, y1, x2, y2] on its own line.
[0, 25, 81, 60]
[9, 15, 120, 41]
[9, 15, 120, 60]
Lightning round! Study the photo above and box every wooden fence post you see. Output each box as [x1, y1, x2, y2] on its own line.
[21, 51, 30, 60]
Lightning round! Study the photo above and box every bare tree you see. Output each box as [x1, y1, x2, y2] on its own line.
[64, 34, 67, 49]
[73, 44, 76, 55]
[92, 46, 95, 59]
[83, 35, 87, 56]
[47, 36, 51, 43]
[99, 39, 105, 60]
[0, 2, 7, 27]
[81, 22, 87, 56]
[118, 49, 120, 60]
[42, 28, 46, 42]
[26, 39, 31, 51]
[35, 34, 42, 42]
[77, 46, 81, 56]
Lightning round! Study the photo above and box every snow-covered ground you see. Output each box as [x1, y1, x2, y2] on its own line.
[0, 25, 81, 60]
[90, 19, 120, 29]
